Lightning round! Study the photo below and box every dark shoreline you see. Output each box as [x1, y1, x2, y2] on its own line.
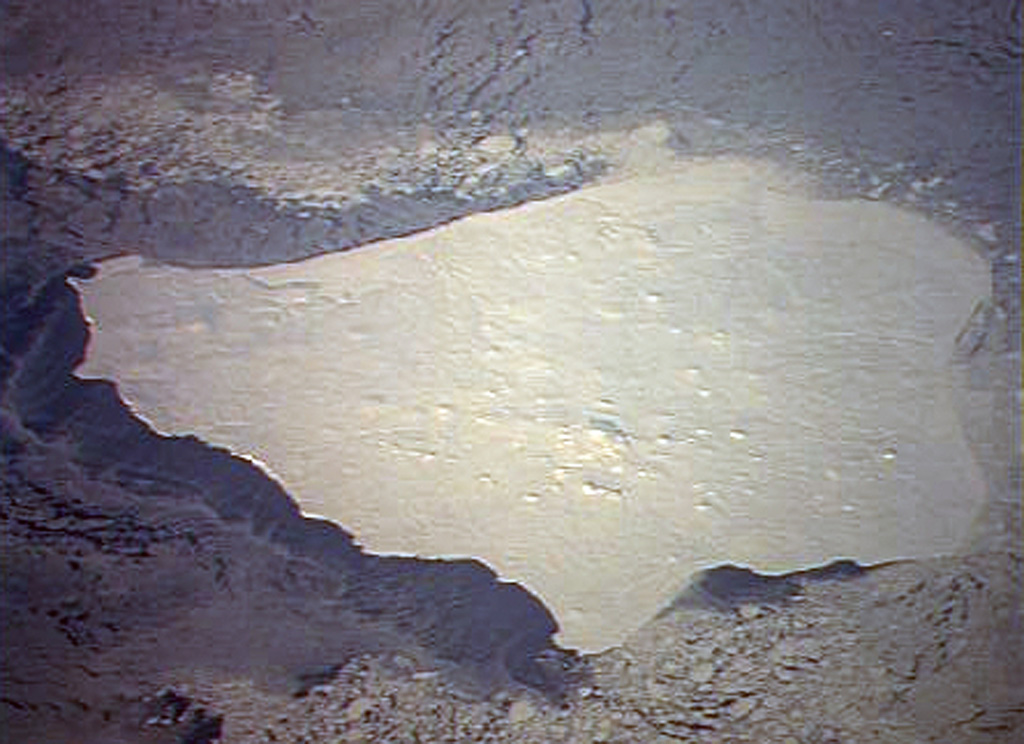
[1, 1, 1019, 738]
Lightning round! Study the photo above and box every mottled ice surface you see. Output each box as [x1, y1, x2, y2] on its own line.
[75, 157, 990, 650]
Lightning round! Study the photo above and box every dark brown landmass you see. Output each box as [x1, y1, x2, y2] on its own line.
[1, 1, 1021, 741]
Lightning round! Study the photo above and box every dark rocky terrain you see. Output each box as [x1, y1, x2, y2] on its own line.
[1, 208, 576, 741]
[1, 1, 1021, 742]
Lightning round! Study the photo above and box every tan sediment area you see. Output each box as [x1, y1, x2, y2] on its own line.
[74, 151, 991, 651]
